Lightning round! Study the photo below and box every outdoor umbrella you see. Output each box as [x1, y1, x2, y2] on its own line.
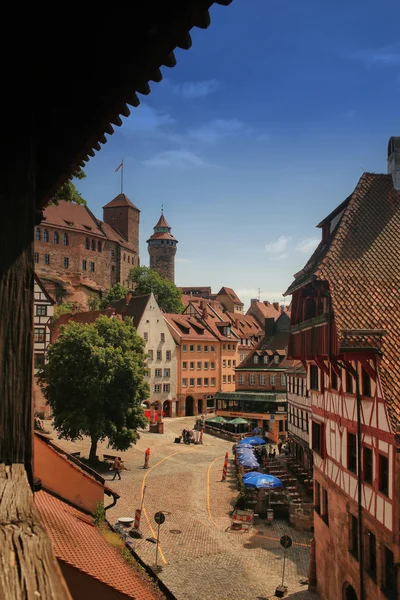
[235, 443, 253, 450]
[238, 455, 260, 469]
[205, 416, 226, 424]
[236, 449, 255, 456]
[242, 472, 283, 489]
[240, 437, 266, 446]
[229, 418, 250, 425]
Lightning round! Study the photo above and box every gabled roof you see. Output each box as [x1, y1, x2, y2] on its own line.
[164, 313, 217, 341]
[35, 491, 157, 600]
[285, 172, 400, 429]
[103, 193, 140, 211]
[236, 330, 294, 370]
[34, 273, 55, 304]
[100, 221, 137, 252]
[52, 309, 120, 341]
[41, 201, 106, 237]
[226, 312, 263, 339]
[216, 287, 244, 306]
[247, 300, 281, 322]
[111, 294, 151, 327]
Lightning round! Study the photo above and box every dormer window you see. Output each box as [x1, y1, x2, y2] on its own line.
[263, 355, 269, 364]
[253, 355, 259, 364]
[274, 355, 280, 364]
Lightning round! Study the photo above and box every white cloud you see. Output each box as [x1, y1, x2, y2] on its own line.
[265, 235, 292, 254]
[296, 237, 320, 253]
[176, 257, 193, 264]
[123, 103, 175, 133]
[188, 118, 250, 144]
[143, 149, 206, 168]
[351, 43, 400, 67]
[175, 79, 222, 98]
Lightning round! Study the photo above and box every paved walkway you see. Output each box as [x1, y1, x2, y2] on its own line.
[50, 417, 319, 600]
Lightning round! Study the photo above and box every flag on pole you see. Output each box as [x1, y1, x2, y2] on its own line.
[115, 162, 123, 172]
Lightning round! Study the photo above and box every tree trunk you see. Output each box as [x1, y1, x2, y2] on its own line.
[89, 437, 98, 462]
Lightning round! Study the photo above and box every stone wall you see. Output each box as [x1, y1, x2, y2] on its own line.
[149, 245, 176, 283]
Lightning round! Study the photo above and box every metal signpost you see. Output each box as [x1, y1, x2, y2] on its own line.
[154, 511, 166, 567]
[275, 535, 292, 597]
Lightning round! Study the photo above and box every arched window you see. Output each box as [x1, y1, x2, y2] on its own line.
[97, 241, 102, 252]
[123, 253, 126, 261]
[43, 229, 49, 242]
[35, 227, 41, 241]
[91, 239, 95, 251]
[63, 233, 69, 246]
[85, 238, 90, 249]
[128, 255, 130, 263]
[53, 231, 59, 244]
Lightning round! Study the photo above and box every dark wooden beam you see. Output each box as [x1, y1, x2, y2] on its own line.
[0, 141, 35, 479]
[0, 464, 72, 600]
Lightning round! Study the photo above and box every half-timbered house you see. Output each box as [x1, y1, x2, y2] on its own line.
[287, 362, 311, 470]
[33, 275, 55, 417]
[285, 137, 400, 600]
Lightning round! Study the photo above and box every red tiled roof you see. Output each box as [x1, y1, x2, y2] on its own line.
[100, 221, 137, 252]
[112, 294, 151, 327]
[103, 193, 140, 211]
[216, 287, 244, 306]
[164, 313, 216, 341]
[312, 173, 400, 429]
[52, 309, 119, 341]
[42, 201, 106, 237]
[147, 231, 177, 242]
[154, 213, 171, 229]
[226, 312, 263, 339]
[248, 301, 281, 321]
[35, 491, 157, 600]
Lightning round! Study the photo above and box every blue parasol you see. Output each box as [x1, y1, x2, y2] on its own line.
[240, 437, 266, 446]
[242, 472, 282, 489]
[238, 455, 260, 469]
[235, 442, 253, 449]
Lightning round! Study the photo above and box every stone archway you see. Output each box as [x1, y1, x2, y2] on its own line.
[343, 583, 358, 600]
[185, 396, 194, 417]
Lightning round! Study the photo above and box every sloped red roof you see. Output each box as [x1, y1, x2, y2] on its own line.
[312, 173, 400, 429]
[248, 301, 281, 322]
[154, 213, 171, 229]
[226, 312, 263, 339]
[42, 201, 106, 237]
[147, 231, 177, 242]
[35, 491, 157, 600]
[216, 287, 244, 306]
[164, 313, 217, 341]
[103, 193, 140, 211]
[100, 221, 137, 252]
[52, 309, 120, 341]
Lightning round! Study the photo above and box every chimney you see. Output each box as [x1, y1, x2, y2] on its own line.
[388, 137, 400, 191]
[200, 300, 208, 320]
[250, 298, 257, 305]
[265, 317, 274, 337]
[125, 292, 132, 305]
[273, 302, 280, 312]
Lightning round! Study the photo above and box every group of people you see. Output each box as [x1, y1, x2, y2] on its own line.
[181, 416, 205, 445]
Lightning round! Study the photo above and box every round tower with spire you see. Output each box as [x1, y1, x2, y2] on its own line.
[147, 209, 178, 283]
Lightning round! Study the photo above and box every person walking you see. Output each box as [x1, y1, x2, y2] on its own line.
[277, 438, 283, 455]
[111, 457, 122, 480]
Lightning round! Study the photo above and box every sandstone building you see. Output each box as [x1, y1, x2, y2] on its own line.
[34, 194, 140, 306]
[147, 211, 177, 283]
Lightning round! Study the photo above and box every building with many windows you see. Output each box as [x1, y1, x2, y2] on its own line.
[285, 138, 400, 600]
[33, 275, 55, 417]
[286, 363, 311, 470]
[34, 194, 140, 307]
[111, 293, 177, 418]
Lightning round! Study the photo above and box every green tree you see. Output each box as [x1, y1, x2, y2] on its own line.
[87, 284, 129, 311]
[128, 266, 184, 313]
[51, 170, 87, 206]
[87, 295, 101, 311]
[38, 316, 149, 461]
[53, 301, 75, 323]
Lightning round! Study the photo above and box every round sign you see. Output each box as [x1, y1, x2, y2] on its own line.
[154, 511, 166, 525]
[280, 535, 292, 549]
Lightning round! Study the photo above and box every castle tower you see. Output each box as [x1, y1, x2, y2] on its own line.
[103, 193, 140, 255]
[147, 210, 178, 283]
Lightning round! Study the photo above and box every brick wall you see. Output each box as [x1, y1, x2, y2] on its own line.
[103, 205, 139, 251]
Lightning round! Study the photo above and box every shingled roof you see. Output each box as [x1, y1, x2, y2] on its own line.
[103, 193, 140, 211]
[286, 172, 400, 430]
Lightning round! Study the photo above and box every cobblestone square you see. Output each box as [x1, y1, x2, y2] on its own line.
[52, 417, 318, 600]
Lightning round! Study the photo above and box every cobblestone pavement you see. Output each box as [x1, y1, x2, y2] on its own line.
[50, 418, 319, 600]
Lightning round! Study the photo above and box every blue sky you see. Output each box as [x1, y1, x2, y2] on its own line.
[77, 0, 400, 308]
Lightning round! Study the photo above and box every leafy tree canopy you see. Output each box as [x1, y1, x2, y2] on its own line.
[51, 170, 87, 206]
[128, 266, 184, 314]
[88, 283, 130, 311]
[38, 316, 149, 461]
[53, 301, 75, 323]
